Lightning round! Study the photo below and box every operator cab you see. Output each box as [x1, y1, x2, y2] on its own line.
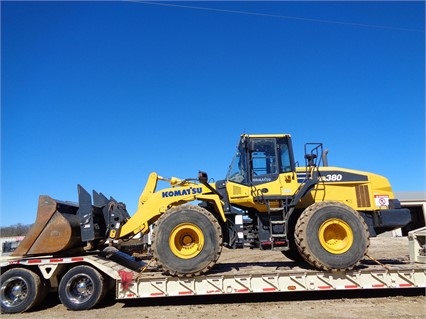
[226, 134, 295, 186]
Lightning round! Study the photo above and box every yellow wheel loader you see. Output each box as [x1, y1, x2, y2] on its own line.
[11, 134, 412, 277]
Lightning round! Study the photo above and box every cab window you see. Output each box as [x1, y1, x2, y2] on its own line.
[251, 139, 277, 176]
[280, 143, 292, 173]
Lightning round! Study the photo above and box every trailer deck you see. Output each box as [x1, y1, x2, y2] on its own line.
[1, 228, 425, 313]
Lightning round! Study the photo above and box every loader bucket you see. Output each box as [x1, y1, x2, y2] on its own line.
[11, 195, 84, 256]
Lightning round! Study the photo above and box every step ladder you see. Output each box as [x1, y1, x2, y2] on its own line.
[266, 200, 289, 251]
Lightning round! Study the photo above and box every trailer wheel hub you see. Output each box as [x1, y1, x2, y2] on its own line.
[1, 278, 26, 306]
[169, 223, 204, 259]
[319, 218, 353, 254]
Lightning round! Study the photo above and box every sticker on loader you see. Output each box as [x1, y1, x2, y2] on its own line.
[374, 195, 389, 207]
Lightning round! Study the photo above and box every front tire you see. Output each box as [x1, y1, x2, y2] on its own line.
[151, 204, 223, 276]
[58, 265, 106, 311]
[295, 201, 370, 271]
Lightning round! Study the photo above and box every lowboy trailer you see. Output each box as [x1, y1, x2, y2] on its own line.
[1, 227, 426, 313]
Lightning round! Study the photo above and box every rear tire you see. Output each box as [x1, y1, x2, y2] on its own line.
[151, 204, 223, 276]
[295, 201, 370, 271]
[58, 265, 106, 311]
[0, 268, 43, 314]
[281, 211, 304, 262]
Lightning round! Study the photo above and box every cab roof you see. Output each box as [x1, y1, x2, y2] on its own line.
[241, 134, 292, 139]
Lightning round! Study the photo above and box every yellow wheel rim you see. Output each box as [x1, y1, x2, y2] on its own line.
[169, 223, 204, 259]
[319, 218, 353, 254]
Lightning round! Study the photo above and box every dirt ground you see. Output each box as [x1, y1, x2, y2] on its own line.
[6, 237, 426, 319]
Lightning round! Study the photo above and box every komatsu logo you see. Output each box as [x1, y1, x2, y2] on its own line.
[162, 187, 203, 198]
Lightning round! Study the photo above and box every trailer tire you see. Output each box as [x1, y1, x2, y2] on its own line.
[0, 268, 43, 314]
[58, 265, 106, 311]
[295, 201, 370, 271]
[152, 204, 223, 276]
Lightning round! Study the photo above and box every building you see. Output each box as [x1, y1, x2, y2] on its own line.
[396, 191, 426, 235]
[0, 236, 25, 255]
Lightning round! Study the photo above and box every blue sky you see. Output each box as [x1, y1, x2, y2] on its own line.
[1, 1, 425, 227]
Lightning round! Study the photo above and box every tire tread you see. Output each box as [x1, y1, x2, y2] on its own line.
[295, 201, 370, 271]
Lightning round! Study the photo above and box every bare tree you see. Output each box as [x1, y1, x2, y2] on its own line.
[0, 223, 32, 237]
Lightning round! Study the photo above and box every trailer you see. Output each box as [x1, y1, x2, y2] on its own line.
[1, 228, 426, 314]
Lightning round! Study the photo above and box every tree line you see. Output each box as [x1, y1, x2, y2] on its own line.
[0, 223, 32, 237]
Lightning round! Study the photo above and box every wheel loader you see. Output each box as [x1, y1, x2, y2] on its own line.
[11, 133, 412, 276]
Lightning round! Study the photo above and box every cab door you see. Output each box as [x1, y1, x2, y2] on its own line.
[249, 137, 299, 198]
